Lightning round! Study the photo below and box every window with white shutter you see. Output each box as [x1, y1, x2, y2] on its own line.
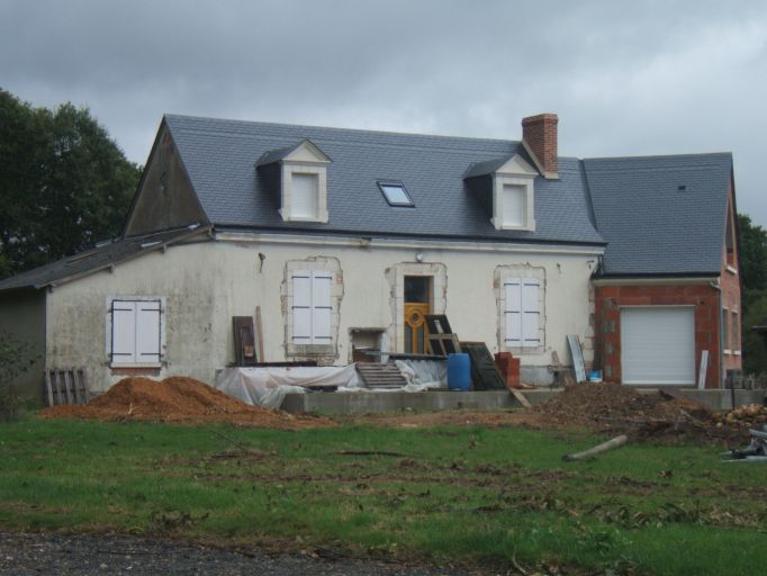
[109, 298, 163, 365]
[291, 271, 333, 345]
[503, 277, 541, 348]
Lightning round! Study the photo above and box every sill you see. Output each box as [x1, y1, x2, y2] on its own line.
[723, 350, 732, 356]
[726, 265, 738, 275]
[110, 363, 162, 369]
[284, 216, 323, 222]
[733, 350, 742, 356]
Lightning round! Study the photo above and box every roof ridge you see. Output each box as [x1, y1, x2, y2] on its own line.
[164, 113, 521, 148]
[583, 151, 732, 162]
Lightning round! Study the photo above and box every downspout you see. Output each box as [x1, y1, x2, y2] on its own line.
[710, 279, 723, 389]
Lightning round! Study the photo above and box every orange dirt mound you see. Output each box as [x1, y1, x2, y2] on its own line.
[40, 376, 334, 429]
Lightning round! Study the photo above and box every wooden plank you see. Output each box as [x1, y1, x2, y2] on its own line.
[44, 371, 54, 407]
[357, 363, 407, 388]
[428, 334, 461, 356]
[510, 388, 532, 409]
[78, 369, 88, 403]
[63, 370, 73, 405]
[232, 316, 257, 366]
[697, 350, 709, 390]
[71, 369, 82, 405]
[567, 336, 587, 383]
[425, 314, 453, 335]
[255, 306, 265, 363]
[53, 371, 63, 406]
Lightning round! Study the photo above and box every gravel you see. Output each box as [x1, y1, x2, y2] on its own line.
[0, 532, 475, 576]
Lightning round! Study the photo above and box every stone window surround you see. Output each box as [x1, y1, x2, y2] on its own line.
[495, 265, 546, 355]
[282, 256, 343, 362]
[386, 262, 447, 354]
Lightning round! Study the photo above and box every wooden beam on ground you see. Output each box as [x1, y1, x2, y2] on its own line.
[562, 435, 628, 462]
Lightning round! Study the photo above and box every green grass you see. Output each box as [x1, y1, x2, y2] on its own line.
[0, 417, 765, 575]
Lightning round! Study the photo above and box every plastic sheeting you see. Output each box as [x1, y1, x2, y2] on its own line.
[395, 359, 446, 390]
[215, 365, 360, 409]
[215, 360, 447, 408]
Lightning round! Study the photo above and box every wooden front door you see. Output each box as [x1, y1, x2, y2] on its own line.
[404, 276, 431, 354]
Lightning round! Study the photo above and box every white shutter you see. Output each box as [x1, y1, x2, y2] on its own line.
[292, 271, 312, 343]
[292, 173, 319, 219]
[504, 277, 541, 348]
[112, 301, 136, 363]
[502, 184, 525, 227]
[136, 300, 161, 362]
[312, 272, 333, 343]
[522, 279, 540, 347]
[504, 278, 522, 345]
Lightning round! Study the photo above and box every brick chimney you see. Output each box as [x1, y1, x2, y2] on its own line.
[522, 113, 558, 177]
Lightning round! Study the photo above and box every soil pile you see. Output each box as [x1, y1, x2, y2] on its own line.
[532, 382, 751, 444]
[40, 376, 334, 429]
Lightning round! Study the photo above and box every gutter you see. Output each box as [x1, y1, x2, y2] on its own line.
[215, 228, 606, 257]
[213, 223, 607, 250]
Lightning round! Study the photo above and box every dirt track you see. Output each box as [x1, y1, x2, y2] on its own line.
[0, 532, 474, 576]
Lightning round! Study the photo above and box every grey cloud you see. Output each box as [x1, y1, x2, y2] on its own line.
[1, 0, 765, 223]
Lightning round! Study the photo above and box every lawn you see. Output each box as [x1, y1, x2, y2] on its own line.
[0, 417, 765, 575]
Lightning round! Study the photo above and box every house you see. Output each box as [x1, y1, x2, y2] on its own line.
[0, 113, 741, 401]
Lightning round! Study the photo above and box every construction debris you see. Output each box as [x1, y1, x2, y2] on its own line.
[533, 383, 766, 444]
[40, 376, 334, 429]
[722, 426, 767, 462]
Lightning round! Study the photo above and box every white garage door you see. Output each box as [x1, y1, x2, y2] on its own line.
[621, 307, 695, 385]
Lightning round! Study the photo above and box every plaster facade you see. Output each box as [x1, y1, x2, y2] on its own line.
[44, 235, 601, 391]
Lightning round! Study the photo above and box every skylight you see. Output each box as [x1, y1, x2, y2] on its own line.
[378, 182, 414, 207]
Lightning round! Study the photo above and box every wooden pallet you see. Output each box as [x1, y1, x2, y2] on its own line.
[356, 363, 408, 389]
[426, 315, 461, 356]
[460, 342, 506, 391]
[45, 368, 89, 407]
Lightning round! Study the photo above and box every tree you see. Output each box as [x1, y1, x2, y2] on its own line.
[737, 214, 767, 374]
[737, 214, 767, 291]
[0, 89, 141, 279]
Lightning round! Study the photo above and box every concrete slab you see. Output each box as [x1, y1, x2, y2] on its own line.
[280, 387, 765, 415]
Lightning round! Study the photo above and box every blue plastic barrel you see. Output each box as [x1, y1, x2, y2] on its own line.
[447, 353, 472, 391]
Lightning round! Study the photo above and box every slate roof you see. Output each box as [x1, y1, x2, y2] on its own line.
[0, 116, 735, 293]
[164, 114, 605, 245]
[584, 153, 732, 276]
[0, 226, 208, 292]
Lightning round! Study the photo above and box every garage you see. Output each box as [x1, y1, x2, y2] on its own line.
[620, 306, 696, 385]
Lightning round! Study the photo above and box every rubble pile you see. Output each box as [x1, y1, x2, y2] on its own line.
[715, 403, 767, 429]
[532, 382, 756, 444]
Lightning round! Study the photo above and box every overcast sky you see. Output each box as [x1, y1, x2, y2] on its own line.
[2, 0, 766, 224]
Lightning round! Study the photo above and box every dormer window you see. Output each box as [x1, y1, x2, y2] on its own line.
[256, 139, 331, 223]
[464, 153, 537, 232]
[378, 181, 414, 207]
[493, 155, 536, 231]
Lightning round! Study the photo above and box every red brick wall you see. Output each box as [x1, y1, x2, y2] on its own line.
[594, 283, 721, 388]
[522, 114, 558, 174]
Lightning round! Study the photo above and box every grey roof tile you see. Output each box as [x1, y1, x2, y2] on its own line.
[0, 226, 208, 292]
[164, 114, 605, 245]
[583, 153, 732, 276]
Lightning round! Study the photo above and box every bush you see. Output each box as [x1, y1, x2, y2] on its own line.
[0, 329, 38, 421]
